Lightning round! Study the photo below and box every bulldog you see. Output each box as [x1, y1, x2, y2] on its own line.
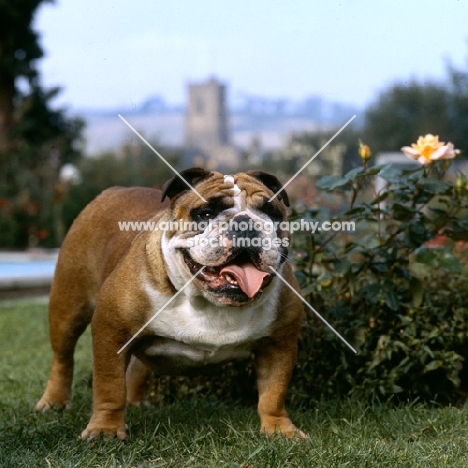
[36, 168, 306, 439]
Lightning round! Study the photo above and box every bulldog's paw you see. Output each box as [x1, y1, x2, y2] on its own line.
[80, 423, 127, 441]
[126, 398, 152, 408]
[261, 419, 308, 439]
[36, 395, 72, 413]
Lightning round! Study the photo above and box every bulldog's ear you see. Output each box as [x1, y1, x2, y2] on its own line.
[246, 171, 290, 207]
[161, 168, 212, 201]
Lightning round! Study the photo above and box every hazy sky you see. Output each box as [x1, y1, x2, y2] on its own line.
[35, 0, 468, 111]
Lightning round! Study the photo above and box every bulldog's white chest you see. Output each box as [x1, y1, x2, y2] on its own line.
[141, 282, 278, 367]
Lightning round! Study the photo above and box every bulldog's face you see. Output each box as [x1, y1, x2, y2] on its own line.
[160, 168, 291, 306]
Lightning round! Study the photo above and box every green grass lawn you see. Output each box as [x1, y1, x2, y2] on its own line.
[1, 299, 468, 467]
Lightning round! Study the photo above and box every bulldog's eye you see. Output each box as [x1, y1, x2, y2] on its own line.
[191, 207, 216, 222]
[190, 197, 233, 223]
[199, 209, 215, 220]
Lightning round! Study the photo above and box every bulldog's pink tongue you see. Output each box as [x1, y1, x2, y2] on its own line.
[220, 263, 269, 298]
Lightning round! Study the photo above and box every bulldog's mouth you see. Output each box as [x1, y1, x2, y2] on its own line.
[182, 250, 274, 301]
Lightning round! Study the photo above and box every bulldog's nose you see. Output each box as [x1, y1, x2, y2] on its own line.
[230, 214, 262, 241]
[227, 214, 263, 262]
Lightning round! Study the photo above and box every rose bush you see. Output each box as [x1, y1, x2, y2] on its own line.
[290, 139, 468, 403]
[147, 137, 468, 406]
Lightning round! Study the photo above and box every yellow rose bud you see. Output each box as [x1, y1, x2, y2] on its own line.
[358, 140, 372, 161]
[320, 278, 333, 289]
[455, 173, 467, 194]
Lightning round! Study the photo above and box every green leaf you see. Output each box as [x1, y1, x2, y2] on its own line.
[344, 167, 365, 182]
[294, 270, 308, 287]
[424, 361, 440, 372]
[394, 340, 410, 352]
[392, 189, 412, 204]
[343, 206, 368, 216]
[409, 262, 432, 280]
[370, 191, 390, 204]
[438, 252, 462, 272]
[410, 277, 424, 307]
[316, 175, 348, 191]
[381, 279, 400, 311]
[415, 247, 436, 264]
[393, 203, 416, 221]
[378, 164, 403, 183]
[383, 289, 400, 311]
[419, 179, 452, 193]
[363, 284, 381, 304]
[409, 223, 428, 246]
[371, 262, 388, 273]
[334, 258, 351, 275]
[301, 283, 317, 295]
[407, 167, 426, 182]
[449, 220, 468, 241]
[358, 233, 380, 248]
[363, 167, 383, 176]
[428, 207, 448, 217]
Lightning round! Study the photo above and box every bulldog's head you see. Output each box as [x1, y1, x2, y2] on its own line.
[160, 168, 291, 306]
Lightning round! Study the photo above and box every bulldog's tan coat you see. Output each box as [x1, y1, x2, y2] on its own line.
[37, 169, 305, 439]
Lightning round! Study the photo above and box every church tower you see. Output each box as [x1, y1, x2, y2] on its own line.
[184, 77, 238, 169]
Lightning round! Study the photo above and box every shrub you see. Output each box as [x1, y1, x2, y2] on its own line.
[291, 158, 468, 404]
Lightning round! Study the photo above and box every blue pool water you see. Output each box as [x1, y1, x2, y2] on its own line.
[0, 261, 56, 280]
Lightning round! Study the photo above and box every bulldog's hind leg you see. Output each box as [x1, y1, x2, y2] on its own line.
[36, 272, 94, 412]
[126, 355, 151, 406]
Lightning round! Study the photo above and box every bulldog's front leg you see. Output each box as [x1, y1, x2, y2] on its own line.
[80, 308, 129, 440]
[255, 336, 307, 439]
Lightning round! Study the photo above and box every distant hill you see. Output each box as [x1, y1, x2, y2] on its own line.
[76, 94, 363, 156]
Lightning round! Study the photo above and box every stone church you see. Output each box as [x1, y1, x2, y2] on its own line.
[184, 77, 241, 170]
